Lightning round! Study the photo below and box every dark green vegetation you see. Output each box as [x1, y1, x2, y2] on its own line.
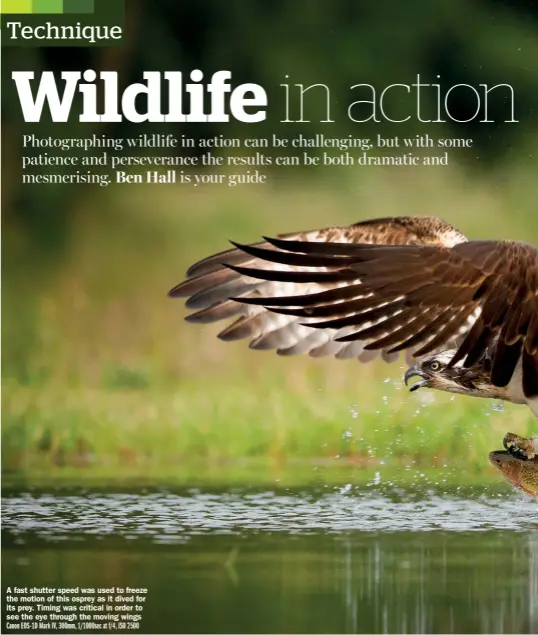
[3, 0, 538, 256]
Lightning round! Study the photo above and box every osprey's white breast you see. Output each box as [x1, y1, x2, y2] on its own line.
[505, 360, 538, 417]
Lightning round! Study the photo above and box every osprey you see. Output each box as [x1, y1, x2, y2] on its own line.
[170, 216, 538, 457]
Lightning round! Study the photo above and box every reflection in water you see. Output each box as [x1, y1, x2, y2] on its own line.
[530, 532, 538, 628]
[336, 532, 538, 634]
[2, 487, 537, 634]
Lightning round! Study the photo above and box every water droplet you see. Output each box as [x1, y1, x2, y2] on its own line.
[349, 404, 359, 419]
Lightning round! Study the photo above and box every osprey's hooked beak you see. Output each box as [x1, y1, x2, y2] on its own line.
[404, 365, 430, 392]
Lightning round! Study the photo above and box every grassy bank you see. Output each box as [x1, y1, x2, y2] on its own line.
[3, 376, 532, 471]
[2, 164, 537, 481]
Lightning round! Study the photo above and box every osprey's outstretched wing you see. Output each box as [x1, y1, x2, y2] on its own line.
[219, 235, 538, 398]
[169, 216, 468, 364]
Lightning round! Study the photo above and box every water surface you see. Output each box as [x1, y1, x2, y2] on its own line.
[2, 484, 537, 634]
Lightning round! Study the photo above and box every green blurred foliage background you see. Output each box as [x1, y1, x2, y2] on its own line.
[2, 0, 538, 481]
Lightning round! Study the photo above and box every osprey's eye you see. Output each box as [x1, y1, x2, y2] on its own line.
[429, 361, 442, 372]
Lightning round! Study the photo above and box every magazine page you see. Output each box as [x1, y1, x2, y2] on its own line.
[2, 1, 537, 634]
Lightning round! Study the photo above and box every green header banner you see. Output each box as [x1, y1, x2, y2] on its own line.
[1, 0, 125, 46]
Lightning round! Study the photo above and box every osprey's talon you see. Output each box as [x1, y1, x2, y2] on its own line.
[503, 432, 536, 460]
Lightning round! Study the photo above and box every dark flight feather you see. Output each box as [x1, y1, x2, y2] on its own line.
[170, 215, 538, 398]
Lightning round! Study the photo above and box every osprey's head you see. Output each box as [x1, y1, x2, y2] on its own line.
[404, 350, 497, 399]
